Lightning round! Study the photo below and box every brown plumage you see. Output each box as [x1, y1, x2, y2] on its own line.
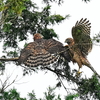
[65, 18, 100, 77]
[18, 33, 71, 68]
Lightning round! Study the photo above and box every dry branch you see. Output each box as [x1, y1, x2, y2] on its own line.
[0, 57, 19, 61]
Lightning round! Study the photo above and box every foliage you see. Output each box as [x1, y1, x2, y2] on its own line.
[28, 90, 38, 100]
[0, 88, 26, 100]
[43, 0, 63, 5]
[92, 32, 100, 43]
[82, 0, 90, 2]
[0, 0, 29, 15]
[0, 0, 68, 50]
[0, 55, 6, 72]
[43, 0, 90, 4]
[0, 61, 5, 71]
[65, 94, 79, 100]
[43, 87, 62, 100]
[77, 74, 100, 99]
[0, 86, 78, 100]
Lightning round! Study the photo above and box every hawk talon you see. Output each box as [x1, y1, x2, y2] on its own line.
[75, 71, 83, 77]
[77, 71, 82, 74]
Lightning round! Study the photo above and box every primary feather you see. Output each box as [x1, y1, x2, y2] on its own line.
[72, 18, 92, 56]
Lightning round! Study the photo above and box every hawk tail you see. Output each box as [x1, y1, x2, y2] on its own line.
[88, 64, 100, 78]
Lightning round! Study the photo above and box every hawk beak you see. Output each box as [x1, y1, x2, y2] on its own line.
[65, 39, 69, 44]
[65, 39, 67, 43]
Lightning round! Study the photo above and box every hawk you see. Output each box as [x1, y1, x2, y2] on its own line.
[18, 33, 71, 67]
[65, 18, 99, 76]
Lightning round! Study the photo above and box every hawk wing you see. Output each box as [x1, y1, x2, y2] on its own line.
[72, 18, 92, 56]
[18, 42, 35, 64]
[45, 39, 71, 62]
[18, 39, 59, 67]
[18, 38, 71, 67]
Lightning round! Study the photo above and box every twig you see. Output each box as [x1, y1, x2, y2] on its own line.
[3, 75, 18, 90]
[45, 67, 79, 84]
[45, 67, 78, 93]
[57, 75, 69, 94]
[0, 75, 18, 93]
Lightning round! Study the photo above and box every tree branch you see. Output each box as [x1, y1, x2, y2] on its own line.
[44, 67, 79, 84]
[0, 57, 19, 61]
[0, 75, 18, 93]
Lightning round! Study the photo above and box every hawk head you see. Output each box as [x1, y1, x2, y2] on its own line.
[33, 33, 44, 41]
[65, 38, 74, 46]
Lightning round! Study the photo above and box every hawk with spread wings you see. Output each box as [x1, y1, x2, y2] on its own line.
[65, 18, 99, 76]
[18, 33, 71, 68]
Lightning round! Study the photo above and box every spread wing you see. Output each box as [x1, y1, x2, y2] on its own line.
[45, 39, 71, 62]
[18, 38, 71, 67]
[18, 39, 59, 67]
[72, 18, 92, 56]
[18, 42, 35, 64]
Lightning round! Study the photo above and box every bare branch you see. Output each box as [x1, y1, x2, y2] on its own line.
[44, 67, 79, 83]
[0, 57, 19, 61]
[4, 75, 18, 90]
[0, 75, 18, 93]
[57, 75, 69, 93]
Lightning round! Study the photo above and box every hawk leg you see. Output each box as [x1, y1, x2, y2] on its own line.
[73, 52, 83, 76]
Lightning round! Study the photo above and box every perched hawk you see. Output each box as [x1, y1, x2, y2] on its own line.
[18, 33, 71, 67]
[65, 18, 100, 76]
